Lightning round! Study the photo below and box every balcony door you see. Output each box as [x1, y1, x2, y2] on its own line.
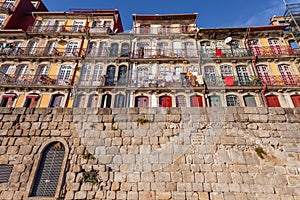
[267, 95, 281, 107]
[173, 41, 182, 57]
[278, 64, 295, 85]
[256, 65, 272, 85]
[65, 41, 79, 56]
[249, 40, 262, 56]
[190, 95, 203, 107]
[268, 39, 282, 55]
[135, 96, 149, 107]
[159, 96, 172, 107]
[117, 65, 127, 86]
[200, 41, 213, 57]
[57, 65, 72, 85]
[204, 66, 216, 85]
[236, 66, 250, 85]
[105, 65, 115, 86]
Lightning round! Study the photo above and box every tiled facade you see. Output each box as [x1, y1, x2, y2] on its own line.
[0, 2, 299, 109]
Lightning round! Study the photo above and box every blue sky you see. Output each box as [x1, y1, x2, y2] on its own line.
[42, 0, 298, 31]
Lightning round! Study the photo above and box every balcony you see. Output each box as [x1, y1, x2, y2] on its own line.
[0, 74, 73, 87]
[259, 75, 300, 86]
[251, 46, 300, 57]
[0, 47, 82, 58]
[204, 75, 262, 87]
[132, 26, 198, 35]
[85, 47, 130, 58]
[200, 48, 252, 58]
[131, 48, 199, 59]
[27, 25, 88, 34]
[89, 27, 112, 34]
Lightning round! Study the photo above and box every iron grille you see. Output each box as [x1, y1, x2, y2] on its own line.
[0, 165, 13, 183]
[31, 142, 65, 197]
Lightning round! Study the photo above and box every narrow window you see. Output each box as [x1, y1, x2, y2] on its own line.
[30, 142, 65, 197]
[226, 95, 240, 106]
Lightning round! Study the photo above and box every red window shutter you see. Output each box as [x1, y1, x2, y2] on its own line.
[191, 96, 203, 107]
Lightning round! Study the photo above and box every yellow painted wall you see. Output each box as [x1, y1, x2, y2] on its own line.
[88, 21, 93, 27]
[82, 40, 88, 56]
[40, 94, 50, 108]
[15, 94, 25, 107]
[269, 62, 280, 75]
[49, 64, 60, 77]
[67, 97, 73, 108]
[65, 20, 73, 31]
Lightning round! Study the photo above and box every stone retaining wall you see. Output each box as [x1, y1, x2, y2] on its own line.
[0, 107, 299, 200]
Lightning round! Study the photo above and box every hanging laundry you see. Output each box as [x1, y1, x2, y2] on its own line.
[216, 49, 222, 57]
[225, 76, 234, 86]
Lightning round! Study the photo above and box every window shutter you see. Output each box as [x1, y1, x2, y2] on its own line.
[0, 165, 13, 183]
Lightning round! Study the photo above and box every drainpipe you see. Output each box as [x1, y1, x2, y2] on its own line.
[261, 84, 268, 107]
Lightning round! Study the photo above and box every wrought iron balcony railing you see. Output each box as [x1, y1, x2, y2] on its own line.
[258, 75, 300, 86]
[200, 48, 252, 58]
[0, 47, 82, 57]
[85, 47, 130, 57]
[204, 75, 261, 87]
[27, 25, 88, 33]
[250, 46, 300, 56]
[0, 74, 73, 86]
[131, 48, 199, 59]
[132, 26, 198, 35]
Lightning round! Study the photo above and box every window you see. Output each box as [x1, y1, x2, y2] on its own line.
[109, 43, 119, 57]
[74, 94, 85, 108]
[220, 65, 233, 78]
[139, 24, 150, 34]
[249, 39, 262, 56]
[114, 94, 125, 108]
[36, 65, 50, 84]
[184, 42, 197, 57]
[209, 95, 221, 107]
[101, 94, 112, 108]
[236, 66, 250, 85]
[160, 25, 170, 34]
[278, 64, 295, 85]
[50, 94, 64, 107]
[87, 94, 99, 108]
[176, 95, 186, 107]
[117, 65, 127, 86]
[137, 66, 149, 86]
[71, 20, 84, 32]
[200, 41, 212, 57]
[24, 94, 39, 108]
[0, 16, 6, 27]
[105, 65, 116, 86]
[135, 96, 148, 107]
[190, 95, 203, 107]
[26, 40, 38, 55]
[120, 43, 130, 57]
[160, 66, 170, 79]
[136, 42, 149, 58]
[243, 95, 257, 107]
[44, 41, 57, 56]
[187, 65, 198, 75]
[30, 142, 65, 197]
[57, 65, 72, 85]
[0, 165, 13, 183]
[226, 95, 240, 106]
[87, 42, 97, 56]
[157, 42, 169, 57]
[79, 65, 91, 86]
[159, 96, 172, 107]
[15, 65, 28, 82]
[204, 66, 216, 85]
[2, 0, 15, 9]
[173, 41, 182, 57]
[92, 65, 103, 86]
[98, 42, 107, 56]
[0, 93, 16, 107]
[268, 38, 282, 55]
[256, 65, 272, 85]
[64, 41, 79, 56]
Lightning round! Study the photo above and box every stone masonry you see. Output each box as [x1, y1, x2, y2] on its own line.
[0, 107, 299, 199]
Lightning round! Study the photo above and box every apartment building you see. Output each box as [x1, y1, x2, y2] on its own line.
[0, 2, 299, 108]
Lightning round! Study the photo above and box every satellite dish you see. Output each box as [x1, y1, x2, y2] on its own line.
[225, 37, 232, 44]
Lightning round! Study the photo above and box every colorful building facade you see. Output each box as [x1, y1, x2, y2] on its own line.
[0, 3, 300, 109]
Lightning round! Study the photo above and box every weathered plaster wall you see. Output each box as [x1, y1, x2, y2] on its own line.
[0, 107, 299, 200]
